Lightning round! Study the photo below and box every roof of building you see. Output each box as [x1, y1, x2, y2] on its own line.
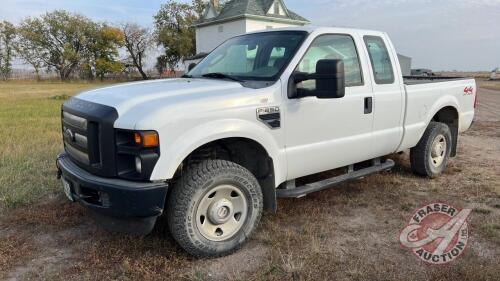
[196, 0, 309, 26]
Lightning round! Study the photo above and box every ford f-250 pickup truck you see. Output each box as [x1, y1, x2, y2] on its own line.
[56, 26, 476, 257]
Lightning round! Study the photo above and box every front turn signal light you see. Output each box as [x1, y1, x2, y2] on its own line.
[142, 131, 159, 148]
[134, 131, 159, 148]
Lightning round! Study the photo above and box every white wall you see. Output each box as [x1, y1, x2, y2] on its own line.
[196, 20, 247, 53]
[195, 18, 305, 54]
[245, 19, 300, 33]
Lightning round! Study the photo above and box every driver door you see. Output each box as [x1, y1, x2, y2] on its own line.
[284, 34, 375, 180]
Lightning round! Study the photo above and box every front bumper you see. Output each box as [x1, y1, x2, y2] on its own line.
[56, 153, 168, 235]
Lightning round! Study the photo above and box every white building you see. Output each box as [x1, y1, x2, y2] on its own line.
[185, 0, 309, 67]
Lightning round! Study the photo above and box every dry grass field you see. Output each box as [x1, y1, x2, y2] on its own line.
[477, 80, 500, 91]
[1, 80, 499, 281]
[0, 81, 112, 209]
[438, 71, 500, 91]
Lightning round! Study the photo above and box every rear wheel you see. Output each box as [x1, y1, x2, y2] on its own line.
[166, 159, 263, 257]
[410, 121, 452, 178]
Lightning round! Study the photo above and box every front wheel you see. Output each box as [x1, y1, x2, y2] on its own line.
[410, 121, 452, 178]
[166, 160, 263, 257]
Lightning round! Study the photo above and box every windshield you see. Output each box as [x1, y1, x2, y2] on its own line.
[187, 31, 308, 81]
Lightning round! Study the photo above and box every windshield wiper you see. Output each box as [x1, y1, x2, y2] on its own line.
[201, 72, 243, 82]
[181, 74, 192, 78]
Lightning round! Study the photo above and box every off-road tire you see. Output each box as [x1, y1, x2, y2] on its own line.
[166, 159, 263, 257]
[410, 121, 452, 178]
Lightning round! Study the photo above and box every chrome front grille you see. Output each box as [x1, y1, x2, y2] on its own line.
[62, 111, 90, 165]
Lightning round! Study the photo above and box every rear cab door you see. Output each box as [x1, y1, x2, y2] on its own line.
[360, 31, 406, 156]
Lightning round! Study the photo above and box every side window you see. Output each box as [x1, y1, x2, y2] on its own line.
[363, 36, 394, 84]
[295, 34, 363, 90]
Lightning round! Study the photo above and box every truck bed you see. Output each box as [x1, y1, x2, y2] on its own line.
[403, 76, 472, 85]
[397, 76, 476, 152]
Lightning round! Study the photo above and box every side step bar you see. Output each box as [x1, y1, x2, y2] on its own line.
[276, 159, 395, 198]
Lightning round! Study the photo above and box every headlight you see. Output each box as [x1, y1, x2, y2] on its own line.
[115, 130, 160, 181]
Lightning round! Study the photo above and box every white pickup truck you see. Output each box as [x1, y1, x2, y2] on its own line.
[56, 26, 476, 257]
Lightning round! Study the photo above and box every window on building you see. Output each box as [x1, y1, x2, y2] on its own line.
[363, 36, 394, 84]
[268, 1, 285, 15]
[274, 2, 280, 14]
[294, 34, 363, 90]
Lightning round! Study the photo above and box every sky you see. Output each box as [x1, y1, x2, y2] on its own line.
[1, 0, 499, 71]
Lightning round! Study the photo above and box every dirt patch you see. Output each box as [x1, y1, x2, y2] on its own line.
[192, 241, 269, 280]
[4, 234, 74, 281]
[0, 199, 91, 280]
[0, 234, 37, 279]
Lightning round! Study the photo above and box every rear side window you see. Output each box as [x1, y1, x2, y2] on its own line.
[363, 36, 394, 84]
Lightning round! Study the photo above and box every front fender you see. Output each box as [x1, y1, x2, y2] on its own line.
[150, 119, 286, 187]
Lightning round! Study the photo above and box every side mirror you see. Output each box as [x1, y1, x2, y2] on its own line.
[314, 59, 345, 99]
[188, 63, 197, 72]
[288, 59, 345, 99]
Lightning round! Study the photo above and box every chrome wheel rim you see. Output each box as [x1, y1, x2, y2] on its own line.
[196, 184, 248, 241]
[430, 134, 447, 167]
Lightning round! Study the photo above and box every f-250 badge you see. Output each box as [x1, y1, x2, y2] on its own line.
[256, 107, 280, 129]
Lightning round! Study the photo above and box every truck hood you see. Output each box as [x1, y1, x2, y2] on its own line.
[75, 78, 275, 130]
[77, 78, 244, 115]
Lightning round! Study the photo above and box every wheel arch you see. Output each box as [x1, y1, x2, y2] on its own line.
[151, 120, 285, 212]
[429, 105, 459, 157]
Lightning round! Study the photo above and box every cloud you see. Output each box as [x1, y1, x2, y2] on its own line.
[0, 0, 165, 25]
[286, 0, 500, 70]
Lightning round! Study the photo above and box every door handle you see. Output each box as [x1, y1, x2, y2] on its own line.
[364, 97, 372, 114]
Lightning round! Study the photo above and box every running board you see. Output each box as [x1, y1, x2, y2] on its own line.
[276, 159, 395, 198]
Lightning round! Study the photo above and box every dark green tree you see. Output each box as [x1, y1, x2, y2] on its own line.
[154, 0, 198, 72]
[83, 24, 124, 80]
[17, 10, 95, 80]
[0, 21, 16, 80]
[156, 55, 168, 77]
[14, 26, 45, 81]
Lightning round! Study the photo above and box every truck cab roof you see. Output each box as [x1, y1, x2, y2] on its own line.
[246, 25, 387, 36]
